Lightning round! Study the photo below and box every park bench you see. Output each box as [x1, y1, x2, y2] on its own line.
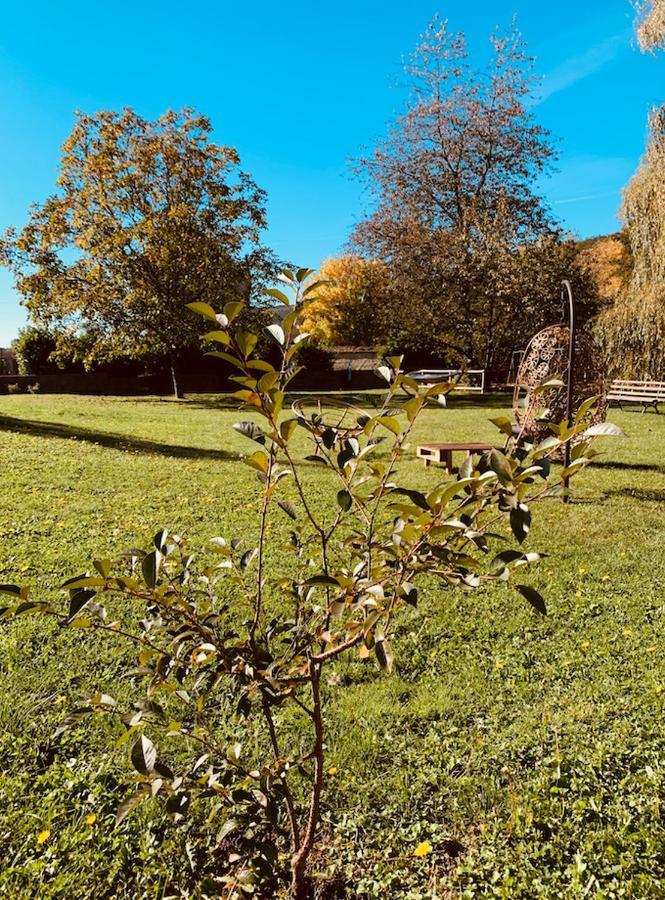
[417, 441, 497, 472]
[607, 379, 665, 413]
[409, 369, 486, 393]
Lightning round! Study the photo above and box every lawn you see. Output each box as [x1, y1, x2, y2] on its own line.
[0, 393, 663, 899]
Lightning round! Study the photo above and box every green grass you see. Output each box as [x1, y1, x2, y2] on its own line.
[0, 393, 663, 898]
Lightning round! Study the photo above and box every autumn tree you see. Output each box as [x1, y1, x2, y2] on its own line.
[636, 0, 665, 51]
[351, 17, 591, 376]
[596, 5, 665, 376]
[0, 108, 275, 397]
[300, 255, 391, 346]
[597, 108, 665, 376]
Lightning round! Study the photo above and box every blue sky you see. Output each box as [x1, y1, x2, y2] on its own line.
[0, 0, 661, 344]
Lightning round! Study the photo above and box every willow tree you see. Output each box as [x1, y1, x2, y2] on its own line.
[636, 0, 665, 51]
[597, 5, 665, 377]
[0, 108, 275, 397]
[598, 109, 665, 377]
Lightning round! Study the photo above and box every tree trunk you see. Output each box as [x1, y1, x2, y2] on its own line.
[169, 355, 184, 399]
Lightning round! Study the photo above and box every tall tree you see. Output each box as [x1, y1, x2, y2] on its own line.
[596, 4, 665, 376]
[598, 108, 665, 376]
[636, 0, 665, 51]
[1, 108, 275, 396]
[351, 17, 584, 375]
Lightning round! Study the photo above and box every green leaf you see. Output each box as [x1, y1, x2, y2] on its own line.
[304, 575, 340, 587]
[202, 329, 231, 347]
[244, 450, 269, 474]
[265, 287, 291, 305]
[279, 419, 298, 443]
[375, 640, 394, 673]
[236, 332, 258, 358]
[233, 422, 266, 445]
[186, 301, 218, 322]
[488, 448, 514, 484]
[490, 416, 515, 436]
[131, 734, 157, 775]
[142, 551, 161, 589]
[277, 500, 297, 520]
[0, 584, 23, 598]
[515, 584, 546, 615]
[67, 589, 96, 622]
[204, 350, 244, 369]
[378, 416, 401, 436]
[336, 489, 352, 511]
[223, 300, 245, 322]
[510, 504, 531, 544]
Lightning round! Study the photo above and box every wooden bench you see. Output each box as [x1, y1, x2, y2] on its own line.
[608, 380, 665, 413]
[417, 442, 497, 472]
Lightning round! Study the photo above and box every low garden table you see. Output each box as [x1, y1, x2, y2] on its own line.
[416, 441, 497, 472]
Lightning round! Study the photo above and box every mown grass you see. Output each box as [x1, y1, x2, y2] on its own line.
[0, 393, 663, 898]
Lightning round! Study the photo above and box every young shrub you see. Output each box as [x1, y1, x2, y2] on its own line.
[1, 268, 613, 899]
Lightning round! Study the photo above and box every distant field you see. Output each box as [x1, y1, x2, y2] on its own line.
[0, 393, 663, 898]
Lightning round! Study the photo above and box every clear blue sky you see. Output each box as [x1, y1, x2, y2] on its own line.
[0, 0, 661, 345]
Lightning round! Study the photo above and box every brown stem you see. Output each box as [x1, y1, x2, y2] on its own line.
[261, 693, 301, 852]
[289, 660, 324, 899]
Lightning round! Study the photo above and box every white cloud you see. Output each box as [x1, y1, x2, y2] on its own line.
[535, 32, 627, 105]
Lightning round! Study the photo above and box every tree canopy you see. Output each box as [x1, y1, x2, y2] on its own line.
[1, 108, 276, 395]
[349, 17, 592, 376]
[598, 108, 665, 376]
[300, 256, 391, 347]
[636, 0, 665, 51]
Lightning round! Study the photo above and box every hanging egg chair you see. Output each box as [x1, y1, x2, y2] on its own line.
[513, 324, 608, 446]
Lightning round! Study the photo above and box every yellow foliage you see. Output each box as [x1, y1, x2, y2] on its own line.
[575, 234, 632, 302]
[301, 256, 390, 346]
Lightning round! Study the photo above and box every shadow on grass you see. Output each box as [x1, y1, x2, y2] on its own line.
[184, 390, 512, 412]
[592, 460, 665, 475]
[0, 414, 235, 462]
[604, 487, 665, 503]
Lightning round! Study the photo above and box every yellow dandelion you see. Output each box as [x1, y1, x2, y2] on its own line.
[494, 661, 505, 671]
[623, 628, 633, 637]
[37, 830, 50, 845]
[85, 814, 97, 826]
[327, 767, 337, 777]
[581, 641, 590, 649]
[54, 695, 66, 705]
[414, 840, 432, 857]
[655, 685, 663, 694]
[575, 591, 582, 598]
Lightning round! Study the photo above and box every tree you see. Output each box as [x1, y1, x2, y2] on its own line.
[12, 326, 58, 376]
[597, 108, 665, 376]
[300, 255, 392, 346]
[0, 108, 275, 397]
[596, 5, 665, 376]
[351, 17, 583, 375]
[636, 0, 665, 51]
[1, 268, 613, 898]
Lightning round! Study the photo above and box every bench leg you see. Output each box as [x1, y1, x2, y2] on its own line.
[443, 450, 453, 473]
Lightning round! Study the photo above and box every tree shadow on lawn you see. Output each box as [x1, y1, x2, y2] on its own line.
[592, 460, 665, 475]
[0, 414, 236, 462]
[603, 486, 665, 503]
